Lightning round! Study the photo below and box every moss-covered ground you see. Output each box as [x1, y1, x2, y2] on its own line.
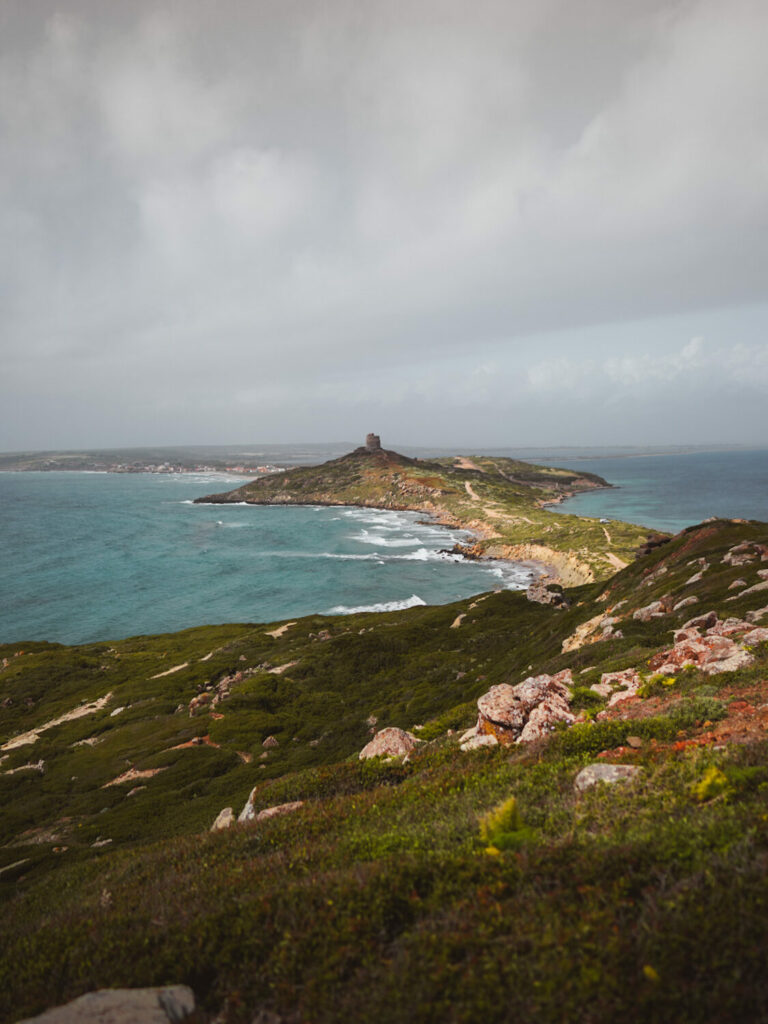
[2, 518, 768, 1021]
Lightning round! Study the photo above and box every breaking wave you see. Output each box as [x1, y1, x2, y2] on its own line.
[328, 594, 427, 615]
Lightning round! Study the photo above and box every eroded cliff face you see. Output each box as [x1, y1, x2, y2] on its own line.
[492, 543, 595, 586]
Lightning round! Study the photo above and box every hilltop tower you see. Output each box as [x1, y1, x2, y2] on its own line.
[365, 433, 382, 451]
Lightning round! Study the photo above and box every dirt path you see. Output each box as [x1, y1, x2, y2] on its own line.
[464, 481, 480, 501]
[269, 660, 299, 675]
[485, 507, 534, 525]
[450, 613, 466, 629]
[605, 552, 629, 570]
[2, 693, 113, 752]
[151, 662, 189, 679]
[602, 526, 612, 545]
[455, 457, 481, 471]
[265, 622, 296, 639]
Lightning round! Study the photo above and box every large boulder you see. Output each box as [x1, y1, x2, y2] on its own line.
[476, 670, 574, 745]
[17, 986, 197, 1023]
[526, 581, 569, 608]
[358, 727, 420, 761]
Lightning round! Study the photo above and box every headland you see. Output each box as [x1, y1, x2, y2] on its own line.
[195, 435, 655, 583]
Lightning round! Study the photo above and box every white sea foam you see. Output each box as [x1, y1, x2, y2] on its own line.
[328, 594, 427, 614]
[399, 547, 462, 563]
[351, 529, 422, 548]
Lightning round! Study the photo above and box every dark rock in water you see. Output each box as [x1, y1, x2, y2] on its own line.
[17, 986, 198, 1023]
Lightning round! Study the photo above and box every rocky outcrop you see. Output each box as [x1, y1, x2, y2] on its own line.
[649, 632, 753, 675]
[358, 727, 421, 760]
[526, 580, 570, 608]
[722, 541, 768, 566]
[17, 986, 197, 1023]
[210, 807, 235, 832]
[561, 613, 620, 652]
[574, 764, 642, 793]
[591, 669, 641, 708]
[476, 670, 574, 745]
[239, 795, 304, 825]
[633, 597, 672, 622]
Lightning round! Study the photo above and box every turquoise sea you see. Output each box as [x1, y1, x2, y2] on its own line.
[545, 448, 768, 532]
[0, 471, 531, 645]
[2, 448, 766, 646]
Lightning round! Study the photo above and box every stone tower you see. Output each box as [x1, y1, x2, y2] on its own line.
[365, 433, 382, 451]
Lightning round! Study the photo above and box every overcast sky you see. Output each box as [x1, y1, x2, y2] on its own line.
[1, 0, 767, 451]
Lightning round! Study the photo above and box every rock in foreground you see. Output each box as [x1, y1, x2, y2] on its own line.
[476, 670, 574, 745]
[359, 727, 421, 760]
[18, 986, 197, 1023]
[574, 764, 643, 793]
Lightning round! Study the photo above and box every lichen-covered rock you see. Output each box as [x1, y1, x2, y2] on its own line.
[210, 807, 235, 832]
[17, 986, 197, 1023]
[648, 634, 753, 675]
[594, 669, 642, 709]
[744, 628, 768, 645]
[633, 599, 670, 622]
[476, 670, 574, 745]
[746, 605, 768, 623]
[358, 727, 420, 760]
[262, 735, 279, 748]
[526, 581, 569, 608]
[574, 763, 642, 793]
[673, 595, 699, 611]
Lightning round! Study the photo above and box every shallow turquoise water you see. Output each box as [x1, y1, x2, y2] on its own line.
[0, 472, 531, 645]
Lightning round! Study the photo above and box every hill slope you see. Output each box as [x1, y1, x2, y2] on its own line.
[2, 518, 768, 1022]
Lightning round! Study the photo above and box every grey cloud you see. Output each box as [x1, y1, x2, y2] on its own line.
[1, 0, 767, 449]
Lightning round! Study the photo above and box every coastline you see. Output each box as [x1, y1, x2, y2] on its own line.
[199, 492, 594, 587]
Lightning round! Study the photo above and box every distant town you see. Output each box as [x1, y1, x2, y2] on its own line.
[0, 446, 292, 476]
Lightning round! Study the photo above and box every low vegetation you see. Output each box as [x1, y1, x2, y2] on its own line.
[2, 517, 768, 1022]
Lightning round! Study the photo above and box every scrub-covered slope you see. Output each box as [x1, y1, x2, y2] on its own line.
[2, 518, 768, 1022]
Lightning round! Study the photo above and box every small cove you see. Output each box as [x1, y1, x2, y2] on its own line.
[0, 471, 532, 645]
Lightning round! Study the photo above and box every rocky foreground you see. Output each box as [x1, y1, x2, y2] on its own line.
[3, 518, 768, 1022]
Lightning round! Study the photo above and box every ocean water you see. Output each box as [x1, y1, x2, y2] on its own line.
[545, 448, 768, 533]
[0, 472, 532, 646]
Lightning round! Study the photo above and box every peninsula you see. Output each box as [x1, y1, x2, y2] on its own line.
[196, 433, 654, 583]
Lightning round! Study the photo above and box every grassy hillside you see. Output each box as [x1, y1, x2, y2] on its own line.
[3, 518, 768, 1022]
[196, 446, 652, 583]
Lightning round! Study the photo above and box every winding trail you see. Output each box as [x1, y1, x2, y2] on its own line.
[464, 481, 480, 501]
